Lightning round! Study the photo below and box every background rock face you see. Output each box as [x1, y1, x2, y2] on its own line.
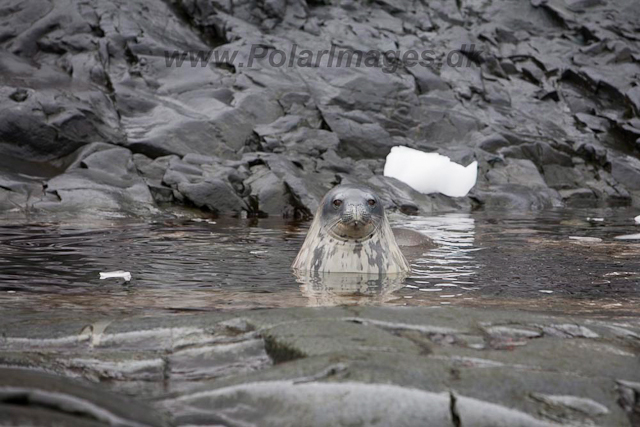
[0, 0, 639, 216]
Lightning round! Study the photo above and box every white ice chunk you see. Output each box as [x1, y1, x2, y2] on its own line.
[635, 215, 640, 224]
[383, 146, 477, 197]
[614, 233, 640, 240]
[99, 271, 132, 281]
[568, 236, 602, 243]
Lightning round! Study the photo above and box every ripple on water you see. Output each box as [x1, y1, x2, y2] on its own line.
[0, 210, 639, 314]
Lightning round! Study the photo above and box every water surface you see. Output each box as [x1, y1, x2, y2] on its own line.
[1, 209, 639, 317]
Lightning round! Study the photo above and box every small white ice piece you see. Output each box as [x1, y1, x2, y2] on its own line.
[383, 146, 477, 197]
[635, 215, 640, 224]
[568, 236, 602, 243]
[99, 271, 132, 281]
[539, 290, 553, 294]
[614, 233, 640, 240]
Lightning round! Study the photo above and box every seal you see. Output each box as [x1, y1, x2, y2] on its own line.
[292, 185, 411, 274]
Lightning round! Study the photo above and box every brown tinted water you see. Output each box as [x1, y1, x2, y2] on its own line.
[0, 209, 639, 317]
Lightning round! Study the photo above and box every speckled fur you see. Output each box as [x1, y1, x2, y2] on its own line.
[292, 187, 411, 274]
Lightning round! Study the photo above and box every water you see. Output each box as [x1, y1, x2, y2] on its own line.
[1, 209, 639, 316]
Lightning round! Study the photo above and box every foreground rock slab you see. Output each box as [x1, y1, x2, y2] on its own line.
[1, 306, 639, 426]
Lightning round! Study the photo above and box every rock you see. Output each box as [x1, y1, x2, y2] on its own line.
[486, 159, 547, 188]
[478, 133, 511, 153]
[616, 380, 640, 425]
[0, 368, 170, 427]
[530, 393, 610, 417]
[574, 113, 609, 133]
[471, 185, 562, 210]
[177, 179, 248, 215]
[0, 0, 639, 216]
[243, 165, 294, 216]
[610, 155, 640, 192]
[323, 109, 396, 159]
[406, 67, 450, 93]
[559, 188, 597, 208]
[33, 144, 156, 215]
[0, 53, 124, 161]
[626, 86, 640, 116]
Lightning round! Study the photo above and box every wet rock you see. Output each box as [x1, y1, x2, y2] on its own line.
[2, 306, 639, 426]
[0, 368, 170, 427]
[169, 338, 271, 381]
[33, 143, 156, 215]
[478, 133, 511, 153]
[486, 159, 547, 188]
[246, 153, 333, 216]
[501, 142, 573, 168]
[541, 324, 599, 338]
[0, 53, 125, 162]
[626, 86, 640, 117]
[574, 113, 610, 133]
[530, 393, 610, 417]
[165, 381, 454, 426]
[616, 380, 640, 426]
[0, 0, 639, 216]
[471, 185, 562, 210]
[323, 109, 396, 159]
[610, 155, 640, 194]
[243, 165, 293, 216]
[559, 188, 597, 208]
[177, 179, 248, 215]
[542, 165, 584, 190]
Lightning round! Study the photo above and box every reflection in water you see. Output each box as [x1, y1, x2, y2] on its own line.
[295, 271, 407, 307]
[394, 214, 480, 297]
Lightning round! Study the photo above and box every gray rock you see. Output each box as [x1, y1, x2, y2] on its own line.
[243, 165, 293, 216]
[1, 0, 640, 215]
[177, 179, 248, 215]
[0, 368, 170, 427]
[33, 144, 156, 215]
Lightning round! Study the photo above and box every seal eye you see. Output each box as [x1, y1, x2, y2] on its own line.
[367, 199, 376, 206]
[333, 199, 342, 208]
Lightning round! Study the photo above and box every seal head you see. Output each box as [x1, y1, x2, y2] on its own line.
[322, 186, 383, 242]
[292, 185, 411, 274]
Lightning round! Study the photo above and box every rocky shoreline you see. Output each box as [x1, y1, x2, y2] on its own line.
[2, 306, 640, 426]
[1, 0, 640, 218]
